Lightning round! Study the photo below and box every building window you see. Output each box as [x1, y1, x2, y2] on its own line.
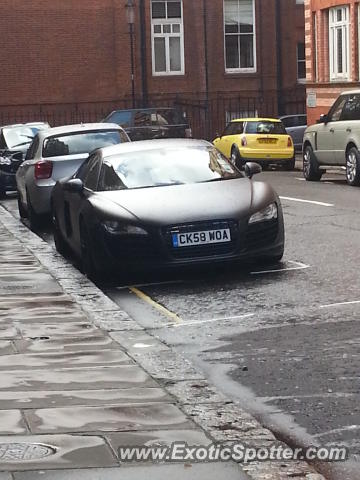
[329, 6, 350, 81]
[224, 0, 256, 73]
[151, 0, 184, 76]
[297, 42, 306, 82]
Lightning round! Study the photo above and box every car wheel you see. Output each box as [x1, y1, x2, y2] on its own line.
[285, 157, 295, 171]
[80, 222, 101, 282]
[17, 193, 27, 219]
[27, 191, 43, 231]
[52, 209, 70, 257]
[346, 147, 360, 186]
[230, 147, 243, 170]
[303, 145, 322, 181]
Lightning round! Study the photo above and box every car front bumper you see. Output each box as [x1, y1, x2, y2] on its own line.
[92, 217, 285, 273]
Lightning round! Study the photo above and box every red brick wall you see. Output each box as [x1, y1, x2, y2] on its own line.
[0, 0, 305, 117]
[0, 0, 133, 106]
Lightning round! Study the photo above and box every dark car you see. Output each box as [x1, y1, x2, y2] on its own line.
[52, 139, 284, 280]
[0, 122, 50, 198]
[280, 114, 307, 151]
[103, 108, 192, 141]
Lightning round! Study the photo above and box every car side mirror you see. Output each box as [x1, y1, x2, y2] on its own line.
[214, 132, 221, 140]
[63, 178, 84, 193]
[245, 162, 262, 179]
[319, 113, 328, 124]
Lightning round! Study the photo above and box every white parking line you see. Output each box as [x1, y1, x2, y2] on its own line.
[296, 177, 306, 181]
[320, 300, 360, 309]
[171, 313, 255, 328]
[280, 196, 334, 207]
[250, 260, 310, 275]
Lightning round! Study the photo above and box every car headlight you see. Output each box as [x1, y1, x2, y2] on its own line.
[0, 157, 11, 166]
[103, 221, 148, 236]
[249, 203, 278, 224]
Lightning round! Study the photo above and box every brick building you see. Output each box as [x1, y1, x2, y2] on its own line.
[305, 0, 360, 125]
[0, 0, 305, 138]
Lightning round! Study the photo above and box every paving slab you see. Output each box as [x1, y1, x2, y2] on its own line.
[0, 387, 171, 410]
[0, 365, 158, 391]
[0, 325, 19, 339]
[0, 294, 86, 324]
[0, 410, 28, 434]
[0, 341, 16, 355]
[25, 404, 194, 434]
[0, 435, 116, 471]
[12, 463, 249, 479]
[0, 350, 133, 370]
[18, 323, 98, 338]
[15, 335, 118, 353]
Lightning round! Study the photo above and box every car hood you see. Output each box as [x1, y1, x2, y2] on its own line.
[92, 178, 275, 226]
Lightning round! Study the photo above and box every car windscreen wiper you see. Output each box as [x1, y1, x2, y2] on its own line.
[10, 141, 32, 148]
[201, 176, 239, 183]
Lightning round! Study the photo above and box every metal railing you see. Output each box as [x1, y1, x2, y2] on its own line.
[0, 92, 306, 141]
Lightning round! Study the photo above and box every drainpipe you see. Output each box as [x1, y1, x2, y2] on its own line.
[203, 0, 209, 137]
[139, 0, 148, 107]
[275, 0, 283, 115]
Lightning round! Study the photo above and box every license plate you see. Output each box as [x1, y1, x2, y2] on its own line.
[258, 138, 277, 144]
[172, 229, 231, 248]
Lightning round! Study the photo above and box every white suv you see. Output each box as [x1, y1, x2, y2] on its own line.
[302, 90, 360, 186]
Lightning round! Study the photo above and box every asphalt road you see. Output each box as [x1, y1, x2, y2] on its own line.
[2, 166, 359, 479]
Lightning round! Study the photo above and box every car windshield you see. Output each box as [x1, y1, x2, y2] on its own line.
[246, 121, 286, 135]
[2, 125, 47, 151]
[99, 146, 242, 191]
[42, 130, 127, 158]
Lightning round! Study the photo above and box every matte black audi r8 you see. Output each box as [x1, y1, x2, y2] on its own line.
[51, 139, 284, 279]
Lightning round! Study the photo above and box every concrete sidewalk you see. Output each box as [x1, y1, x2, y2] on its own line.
[0, 206, 324, 480]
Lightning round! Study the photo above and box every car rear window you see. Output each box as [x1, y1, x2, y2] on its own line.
[105, 111, 133, 128]
[42, 130, 127, 158]
[156, 109, 186, 125]
[246, 121, 286, 135]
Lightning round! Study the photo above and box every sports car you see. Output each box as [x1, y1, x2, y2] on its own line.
[51, 139, 285, 279]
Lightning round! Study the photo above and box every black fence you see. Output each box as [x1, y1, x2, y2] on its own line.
[0, 92, 305, 141]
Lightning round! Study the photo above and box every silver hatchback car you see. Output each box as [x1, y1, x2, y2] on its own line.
[303, 90, 360, 186]
[16, 123, 129, 228]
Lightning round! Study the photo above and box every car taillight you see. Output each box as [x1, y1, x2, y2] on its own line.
[287, 136, 293, 147]
[35, 160, 53, 180]
[185, 128, 192, 138]
[241, 136, 247, 147]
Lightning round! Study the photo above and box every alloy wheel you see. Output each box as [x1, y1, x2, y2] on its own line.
[303, 148, 311, 177]
[346, 150, 357, 183]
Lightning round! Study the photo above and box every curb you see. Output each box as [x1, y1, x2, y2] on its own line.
[0, 205, 325, 480]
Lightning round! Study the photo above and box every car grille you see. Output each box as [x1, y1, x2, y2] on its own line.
[106, 236, 161, 262]
[163, 220, 238, 259]
[244, 219, 279, 250]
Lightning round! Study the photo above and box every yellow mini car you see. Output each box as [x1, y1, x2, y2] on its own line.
[213, 118, 295, 170]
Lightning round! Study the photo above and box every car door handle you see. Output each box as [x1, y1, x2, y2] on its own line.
[330, 128, 335, 133]
[346, 128, 352, 133]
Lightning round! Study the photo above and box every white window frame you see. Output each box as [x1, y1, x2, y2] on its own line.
[297, 42, 306, 83]
[223, 0, 257, 74]
[151, 0, 185, 76]
[329, 5, 350, 81]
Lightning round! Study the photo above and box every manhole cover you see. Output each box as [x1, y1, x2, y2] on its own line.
[0, 443, 56, 461]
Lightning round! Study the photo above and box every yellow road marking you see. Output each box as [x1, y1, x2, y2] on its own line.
[129, 287, 182, 324]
